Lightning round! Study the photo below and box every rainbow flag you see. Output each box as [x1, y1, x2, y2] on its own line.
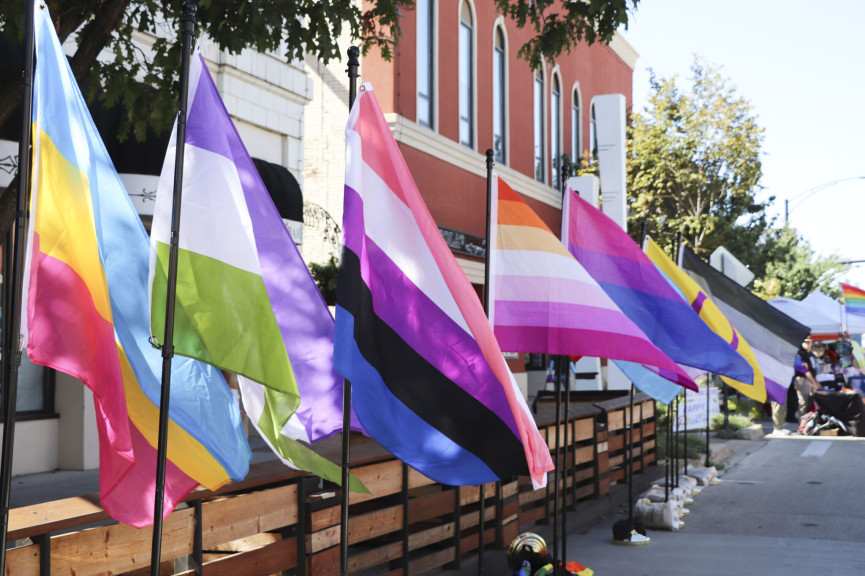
[841, 283, 865, 315]
[334, 84, 553, 488]
[149, 53, 364, 491]
[645, 238, 767, 403]
[562, 184, 753, 385]
[23, 4, 249, 527]
[489, 174, 696, 393]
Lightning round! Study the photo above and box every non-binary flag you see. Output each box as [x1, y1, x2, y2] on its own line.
[24, 4, 250, 527]
[489, 174, 696, 395]
[840, 283, 865, 316]
[680, 246, 810, 403]
[334, 84, 553, 488]
[645, 238, 767, 403]
[149, 53, 364, 491]
[562, 184, 753, 385]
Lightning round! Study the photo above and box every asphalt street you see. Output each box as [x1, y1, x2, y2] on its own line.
[565, 433, 865, 576]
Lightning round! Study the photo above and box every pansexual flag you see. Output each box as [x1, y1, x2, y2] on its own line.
[489, 174, 695, 393]
[149, 53, 364, 491]
[645, 238, 767, 403]
[334, 84, 553, 488]
[24, 4, 249, 527]
[563, 183, 753, 385]
[841, 283, 865, 315]
[680, 247, 810, 403]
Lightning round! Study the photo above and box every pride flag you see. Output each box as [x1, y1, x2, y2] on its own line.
[841, 283, 865, 315]
[149, 53, 364, 490]
[562, 183, 753, 385]
[645, 238, 767, 403]
[489, 174, 695, 397]
[24, 4, 249, 527]
[334, 84, 553, 488]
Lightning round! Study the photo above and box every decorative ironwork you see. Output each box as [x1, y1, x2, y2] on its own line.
[438, 225, 485, 258]
[0, 154, 18, 177]
[128, 187, 158, 204]
[303, 202, 341, 251]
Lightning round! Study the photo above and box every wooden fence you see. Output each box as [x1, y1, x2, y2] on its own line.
[4, 393, 656, 576]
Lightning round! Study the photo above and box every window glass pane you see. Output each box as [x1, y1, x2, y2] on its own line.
[534, 72, 544, 182]
[417, 0, 433, 127]
[590, 102, 597, 159]
[459, 3, 473, 147]
[572, 89, 580, 162]
[493, 28, 505, 163]
[16, 355, 46, 412]
[551, 76, 561, 189]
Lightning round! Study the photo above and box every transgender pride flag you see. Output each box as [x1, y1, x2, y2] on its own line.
[334, 85, 553, 488]
[488, 174, 695, 392]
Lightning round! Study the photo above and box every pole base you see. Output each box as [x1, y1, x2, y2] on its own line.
[611, 531, 651, 546]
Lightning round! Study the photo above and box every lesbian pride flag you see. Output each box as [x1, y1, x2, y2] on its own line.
[23, 4, 249, 527]
[489, 174, 695, 392]
[334, 85, 553, 488]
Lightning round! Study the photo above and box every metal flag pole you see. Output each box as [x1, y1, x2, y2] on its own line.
[675, 232, 688, 475]
[559, 163, 571, 567]
[479, 148, 499, 576]
[706, 376, 711, 468]
[150, 2, 197, 573]
[553, 356, 562, 565]
[0, 1, 36, 572]
[340, 45, 360, 576]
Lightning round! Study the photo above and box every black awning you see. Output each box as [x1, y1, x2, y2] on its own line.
[252, 158, 303, 223]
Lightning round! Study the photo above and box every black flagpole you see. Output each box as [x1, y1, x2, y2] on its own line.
[479, 148, 497, 576]
[0, 1, 36, 572]
[150, 2, 197, 573]
[675, 231, 688, 475]
[553, 356, 561, 564]
[559, 163, 571, 566]
[340, 45, 360, 576]
[706, 376, 711, 468]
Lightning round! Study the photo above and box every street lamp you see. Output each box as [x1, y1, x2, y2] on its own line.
[785, 176, 865, 224]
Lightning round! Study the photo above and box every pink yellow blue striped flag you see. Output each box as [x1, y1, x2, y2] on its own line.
[488, 174, 696, 392]
[23, 4, 249, 527]
[334, 84, 553, 488]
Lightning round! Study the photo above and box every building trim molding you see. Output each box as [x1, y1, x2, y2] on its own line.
[385, 113, 562, 208]
[609, 32, 639, 71]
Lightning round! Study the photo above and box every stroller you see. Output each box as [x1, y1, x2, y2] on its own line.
[800, 390, 865, 437]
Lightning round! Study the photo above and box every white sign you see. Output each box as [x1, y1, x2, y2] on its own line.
[676, 387, 720, 429]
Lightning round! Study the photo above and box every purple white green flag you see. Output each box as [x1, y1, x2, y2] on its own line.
[148, 52, 364, 491]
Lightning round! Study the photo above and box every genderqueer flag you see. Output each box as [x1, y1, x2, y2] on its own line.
[335, 84, 553, 488]
[149, 52, 364, 491]
[24, 4, 250, 527]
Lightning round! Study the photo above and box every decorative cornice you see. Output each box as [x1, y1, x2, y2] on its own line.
[385, 114, 563, 209]
[609, 32, 639, 71]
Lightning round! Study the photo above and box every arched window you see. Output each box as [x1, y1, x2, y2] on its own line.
[416, 0, 434, 128]
[458, 0, 474, 148]
[533, 69, 545, 182]
[589, 101, 598, 163]
[493, 26, 506, 163]
[571, 87, 581, 164]
[551, 74, 562, 189]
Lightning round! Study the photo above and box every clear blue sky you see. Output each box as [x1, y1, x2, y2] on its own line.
[620, 0, 865, 289]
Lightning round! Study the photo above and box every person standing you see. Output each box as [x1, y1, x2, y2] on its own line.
[792, 338, 822, 425]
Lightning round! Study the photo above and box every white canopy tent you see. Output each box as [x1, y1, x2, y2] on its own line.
[769, 291, 865, 336]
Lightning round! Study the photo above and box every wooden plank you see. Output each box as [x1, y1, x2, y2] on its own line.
[308, 504, 340, 533]
[574, 468, 595, 483]
[308, 504, 402, 553]
[518, 489, 546, 506]
[643, 421, 656, 436]
[572, 418, 594, 442]
[607, 411, 624, 431]
[201, 537, 297, 576]
[574, 445, 594, 466]
[501, 480, 519, 500]
[501, 499, 519, 520]
[608, 435, 624, 452]
[596, 440, 609, 454]
[201, 484, 298, 549]
[349, 459, 405, 504]
[406, 547, 456, 576]
[7, 495, 107, 542]
[51, 507, 194, 576]
[409, 489, 456, 524]
[519, 505, 547, 526]
[308, 545, 341, 576]
[408, 521, 455, 550]
[407, 467, 437, 490]
[5, 543, 39, 576]
[348, 540, 402, 573]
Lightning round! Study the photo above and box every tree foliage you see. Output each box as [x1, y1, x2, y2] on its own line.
[627, 58, 767, 256]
